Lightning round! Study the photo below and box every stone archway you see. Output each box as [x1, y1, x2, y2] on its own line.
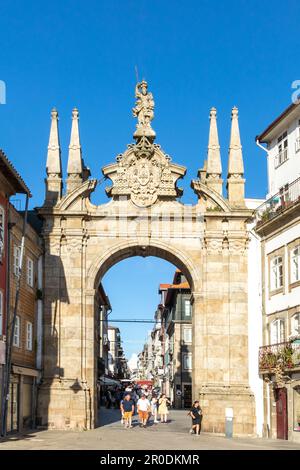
[85, 240, 201, 426]
[37, 84, 256, 436]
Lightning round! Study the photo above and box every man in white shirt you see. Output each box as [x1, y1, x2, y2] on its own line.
[137, 395, 151, 428]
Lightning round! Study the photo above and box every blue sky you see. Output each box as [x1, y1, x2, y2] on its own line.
[0, 0, 299, 358]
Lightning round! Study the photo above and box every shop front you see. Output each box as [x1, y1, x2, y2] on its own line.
[6, 365, 39, 433]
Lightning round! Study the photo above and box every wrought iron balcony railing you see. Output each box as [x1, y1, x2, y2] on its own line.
[255, 177, 300, 228]
[259, 340, 300, 372]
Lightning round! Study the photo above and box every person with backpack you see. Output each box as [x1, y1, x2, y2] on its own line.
[120, 393, 135, 429]
[188, 400, 203, 435]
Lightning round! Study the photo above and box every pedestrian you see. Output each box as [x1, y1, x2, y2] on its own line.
[158, 394, 170, 423]
[111, 390, 116, 409]
[150, 395, 159, 424]
[120, 397, 124, 425]
[137, 394, 151, 428]
[188, 400, 202, 435]
[105, 389, 112, 409]
[115, 388, 122, 409]
[120, 394, 134, 429]
[131, 389, 138, 414]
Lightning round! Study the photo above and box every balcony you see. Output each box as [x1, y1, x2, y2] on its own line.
[259, 340, 300, 372]
[255, 177, 300, 230]
[295, 137, 300, 153]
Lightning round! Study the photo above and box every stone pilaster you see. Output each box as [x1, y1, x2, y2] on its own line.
[192, 226, 256, 437]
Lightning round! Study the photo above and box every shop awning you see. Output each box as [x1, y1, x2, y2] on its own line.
[98, 376, 120, 386]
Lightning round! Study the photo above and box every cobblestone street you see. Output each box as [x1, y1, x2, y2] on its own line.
[1, 409, 299, 450]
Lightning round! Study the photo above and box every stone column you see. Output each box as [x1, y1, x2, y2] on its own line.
[37, 236, 97, 430]
[192, 237, 256, 436]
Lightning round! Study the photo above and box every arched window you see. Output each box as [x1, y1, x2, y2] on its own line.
[270, 318, 285, 344]
[0, 205, 4, 262]
[291, 313, 300, 337]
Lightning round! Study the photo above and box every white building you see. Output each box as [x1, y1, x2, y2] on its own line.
[128, 353, 139, 380]
[246, 198, 265, 438]
[255, 101, 300, 442]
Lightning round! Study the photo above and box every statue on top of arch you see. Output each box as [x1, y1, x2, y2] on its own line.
[132, 80, 156, 141]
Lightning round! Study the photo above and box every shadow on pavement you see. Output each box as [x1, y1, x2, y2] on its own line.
[0, 428, 45, 444]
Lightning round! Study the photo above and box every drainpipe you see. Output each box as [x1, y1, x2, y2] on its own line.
[266, 381, 271, 438]
[0, 205, 12, 432]
[36, 255, 43, 372]
[1, 193, 29, 436]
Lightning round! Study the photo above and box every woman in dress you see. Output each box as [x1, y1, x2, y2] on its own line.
[158, 394, 171, 423]
[150, 395, 159, 424]
[189, 400, 202, 435]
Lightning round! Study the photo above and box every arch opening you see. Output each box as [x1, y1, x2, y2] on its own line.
[88, 242, 199, 293]
[90, 242, 199, 423]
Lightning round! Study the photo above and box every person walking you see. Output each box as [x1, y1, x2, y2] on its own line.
[150, 395, 159, 424]
[105, 389, 112, 409]
[131, 389, 138, 415]
[189, 400, 202, 435]
[137, 394, 151, 428]
[120, 393, 134, 429]
[120, 397, 124, 425]
[158, 394, 171, 423]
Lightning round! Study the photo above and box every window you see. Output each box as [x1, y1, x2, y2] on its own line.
[26, 321, 33, 351]
[0, 205, 4, 262]
[291, 313, 300, 337]
[183, 353, 192, 370]
[183, 327, 192, 343]
[270, 256, 283, 291]
[184, 299, 191, 317]
[13, 315, 20, 347]
[0, 290, 3, 336]
[27, 257, 34, 287]
[270, 319, 285, 344]
[291, 245, 300, 283]
[275, 131, 288, 167]
[13, 245, 21, 276]
[279, 183, 290, 205]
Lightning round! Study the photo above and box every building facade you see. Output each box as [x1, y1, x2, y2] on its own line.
[95, 283, 111, 380]
[8, 206, 43, 432]
[151, 306, 164, 389]
[0, 149, 43, 434]
[161, 270, 192, 409]
[256, 102, 300, 442]
[107, 326, 129, 379]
